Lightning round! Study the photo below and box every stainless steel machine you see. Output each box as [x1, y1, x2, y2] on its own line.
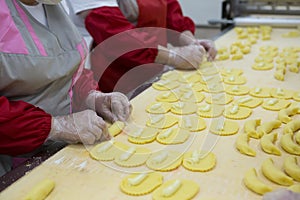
[210, 0, 300, 30]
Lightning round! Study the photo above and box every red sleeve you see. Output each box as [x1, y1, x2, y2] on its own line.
[72, 68, 99, 111]
[166, 0, 195, 45]
[0, 96, 51, 156]
[85, 7, 159, 65]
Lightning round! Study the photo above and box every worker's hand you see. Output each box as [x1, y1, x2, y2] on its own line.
[167, 44, 206, 70]
[262, 189, 300, 200]
[196, 39, 217, 61]
[86, 90, 132, 123]
[48, 110, 110, 144]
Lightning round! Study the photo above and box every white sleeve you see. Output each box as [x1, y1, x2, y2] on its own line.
[68, 0, 118, 14]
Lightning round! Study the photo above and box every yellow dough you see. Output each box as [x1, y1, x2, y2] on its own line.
[178, 115, 206, 132]
[270, 88, 293, 99]
[161, 70, 182, 81]
[170, 102, 198, 115]
[288, 184, 300, 193]
[283, 119, 300, 134]
[127, 126, 159, 144]
[146, 114, 178, 129]
[203, 82, 225, 93]
[108, 121, 125, 137]
[257, 120, 281, 137]
[220, 68, 243, 77]
[183, 151, 216, 172]
[252, 62, 273, 70]
[24, 179, 55, 200]
[223, 104, 252, 120]
[262, 98, 291, 111]
[120, 172, 163, 196]
[261, 158, 293, 186]
[235, 133, 256, 157]
[209, 119, 239, 136]
[296, 131, 300, 145]
[292, 91, 300, 101]
[152, 179, 199, 200]
[283, 156, 300, 182]
[249, 87, 271, 98]
[179, 73, 202, 83]
[89, 140, 127, 161]
[243, 168, 272, 195]
[223, 75, 247, 85]
[234, 96, 263, 108]
[205, 93, 234, 105]
[152, 80, 180, 91]
[179, 91, 205, 103]
[277, 105, 299, 123]
[274, 69, 285, 81]
[114, 145, 151, 167]
[280, 133, 300, 156]
[146, 150, 183, 171]
[260, 132, 281, 156]
[146, 102, 172, 114]
[244, 118, 261, 138]
[199, 74, 222, 85]
[254, 56, 273, 63]
[156, 91, 180, 103]
[197, 104, 224, 118]
[156, 128, 190, 145]
[198, 62, 219, 75]
[217, 52, 230, 61]
[225, 85, 250, 96]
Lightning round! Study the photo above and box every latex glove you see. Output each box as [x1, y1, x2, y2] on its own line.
[178, 30, 196, 46]
[48, 110, 110, 145]
[196, 39, 217, 61]
[86, 90, 132, 123]
[262, 189, 300, 200]
[167, 44, 206, 70]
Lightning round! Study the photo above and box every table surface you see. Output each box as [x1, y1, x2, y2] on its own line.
[0, 27, 299, 200]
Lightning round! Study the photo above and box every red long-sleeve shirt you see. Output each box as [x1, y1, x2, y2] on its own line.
[85, 0, 195, 93]
[0, 69, 98, 156]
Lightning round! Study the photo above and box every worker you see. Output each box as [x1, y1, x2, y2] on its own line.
[0, 0, 131, 177]
[65, 0, 218, 94]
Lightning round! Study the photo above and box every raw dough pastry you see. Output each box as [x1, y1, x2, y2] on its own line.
[225, 85, 250, 96]
[114, 145, 151, 167]
[178, 83, 204, 93]
[252, 62, 273, 70]
[24, 179, 55, 200]
[197, 104, 224, 118]
[199, 74, 222, 85]
[223, 104, 252, 120]
[220, 68, 243, 76]
[182, 151, 216, 172]
[156, 91, 180, 103]
[257, 120, 281, 137]
[146, 114, 178, 129]
[231, 52, 244, 60]
[243, 168, 272, 195]
[270, 88, 293, 99]
[292, 91, 300, 101]
[179, 91, 205, 103]
[235, 133, 256, 157]
[152, 179, 199, 200]
[223, 75, 247, 85]
[198, 62, 219, 75]
[178, 115, 206, 132]
[108, 121, 125, 137]
[146, 150, 183, 171]
[156, 128, 190, 145]
[280, 133, 300, 156]
[209, 119, 239, 136]
[234, 96, 263, 108]
[278, 105, 299, 123]
[146, 102, 172, 114]
[283, 119, 300, 134]
[161, 71, 181, 81]
[127, 126, 159, 144]
[244, 118, 261, 139]
[262, 98, 291, 111]
[89, 140, 127, 161]
[179, 73, 202, 83]
[249, 87, 271, 98]
[205, 93, 234, 105]
[203, 82, 225, 93]
[254, 56, 273, 63]
[260, 132, 281, 156]
[283, 156, 300, 182]
[170, 102, 198, 115]
[152, 80, 180, 91]
[120, 172, 163, 196]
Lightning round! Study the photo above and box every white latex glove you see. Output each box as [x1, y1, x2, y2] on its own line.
[262, 189, 300, 200]
[196, 39, 217, 61]
[48, 110, 110, 145]
[166, 44, 206, 70]
[86, 90, 132, 123]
